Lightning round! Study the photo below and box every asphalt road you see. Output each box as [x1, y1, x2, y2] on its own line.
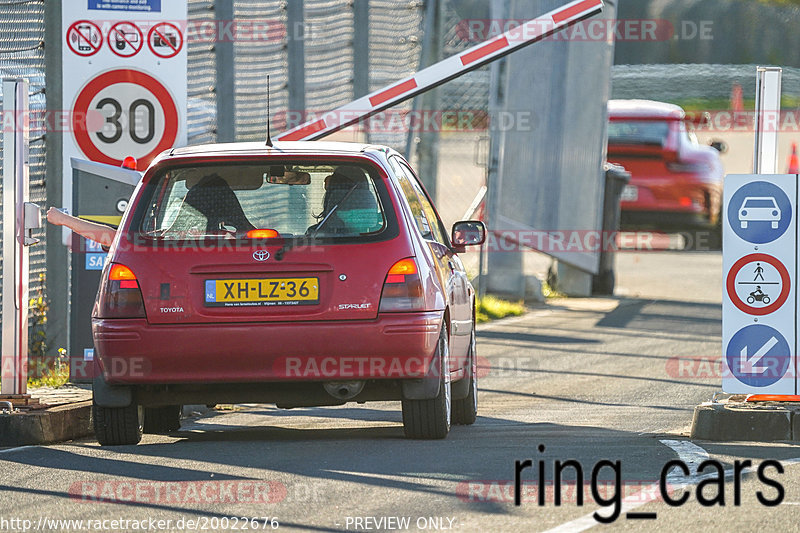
[2, 251, 799, 533]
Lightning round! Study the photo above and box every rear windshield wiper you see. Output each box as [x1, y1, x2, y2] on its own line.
[276, 183, 360, 261]
[310, 183, 360, 240]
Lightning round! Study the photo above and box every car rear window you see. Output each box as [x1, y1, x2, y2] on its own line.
[607, 121, 670, 146]
[134, 161, 394, 243]
[743, 199, 777, 208]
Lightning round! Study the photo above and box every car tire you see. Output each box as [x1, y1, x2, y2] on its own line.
[402, 326, 451, 439]
[452, 331, 477, 426]
[93, 402, 143, 446]
[143, 405, 182, 434]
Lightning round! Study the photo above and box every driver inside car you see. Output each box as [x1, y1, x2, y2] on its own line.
[309, 166, 382, 236]
[168, 173, 256, 237]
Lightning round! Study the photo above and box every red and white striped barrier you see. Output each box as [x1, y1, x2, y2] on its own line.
[275, 0, 604, 142]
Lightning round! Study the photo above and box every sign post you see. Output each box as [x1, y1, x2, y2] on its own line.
[753, 67, 782, 174]
[723, 66, 800, 397]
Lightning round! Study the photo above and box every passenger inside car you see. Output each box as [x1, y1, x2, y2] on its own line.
[310, 166, 382, 236]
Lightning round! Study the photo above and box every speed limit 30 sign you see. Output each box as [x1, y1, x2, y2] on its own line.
[72, 69, 179, 167]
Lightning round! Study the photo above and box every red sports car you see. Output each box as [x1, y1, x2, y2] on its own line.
[607, 100, 725, 238]
[91, 141, 485, 445]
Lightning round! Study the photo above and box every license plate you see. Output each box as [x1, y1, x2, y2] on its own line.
[205, 278, 319, 307]
[621, 185, 638, 202]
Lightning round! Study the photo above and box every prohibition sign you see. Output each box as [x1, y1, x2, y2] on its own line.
[726, 253, 791, 316]
[148, 22, 183, 59]
[66, 20, 102, 57]
[107, 21, 144, 58]
[71, 69, 179, 167]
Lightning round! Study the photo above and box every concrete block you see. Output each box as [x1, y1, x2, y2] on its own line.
[0, 401, 92, 446]
[690, 402, 793, 442]
[524, 275, 545, 303]
[556, 261, 593, 297]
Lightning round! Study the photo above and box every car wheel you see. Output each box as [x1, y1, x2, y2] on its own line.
[452, 330, 478, 425]
[772, 221, 779, 229]
[93, 401, 143, 446]
[741, 221, 748, 229]
[402, 326, 451, 439]
[143, 405, 182, 434]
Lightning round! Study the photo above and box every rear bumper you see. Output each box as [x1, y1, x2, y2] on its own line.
[92, 312, 443, 385]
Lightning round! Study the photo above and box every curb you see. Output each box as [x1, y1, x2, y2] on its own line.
[0, 401, 93, 447]
[690, 401, 800, 441]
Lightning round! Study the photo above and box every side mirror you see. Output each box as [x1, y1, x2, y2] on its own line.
[451, 220, 486, 250]
[710, 140, 728, 153]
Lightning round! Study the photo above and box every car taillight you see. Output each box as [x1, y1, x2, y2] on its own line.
[379, 258, 425, 312]
[246, 228, 280, 239]
[95, 263, 146, 319]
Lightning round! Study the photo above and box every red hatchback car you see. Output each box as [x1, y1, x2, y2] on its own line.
[607, 100, 725, 239]
[91, 141, 485, 445]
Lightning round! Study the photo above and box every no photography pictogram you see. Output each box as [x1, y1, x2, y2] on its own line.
[67, 20, 102, 57]
[148, 22, 184, 59]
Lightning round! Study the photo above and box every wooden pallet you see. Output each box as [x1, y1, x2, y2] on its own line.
[0, 395, 41, 407]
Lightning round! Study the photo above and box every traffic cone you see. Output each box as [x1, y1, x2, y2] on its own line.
[788, 142, 800, 174]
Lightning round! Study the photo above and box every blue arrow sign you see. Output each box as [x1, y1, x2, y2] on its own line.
[725, 325, 792, 386]
[727, 181, 792, 244]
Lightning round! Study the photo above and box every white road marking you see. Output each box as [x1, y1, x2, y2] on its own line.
[0, 445, 36, 455]
[542, 441, 800, 533]
[659, 439, 709, 483]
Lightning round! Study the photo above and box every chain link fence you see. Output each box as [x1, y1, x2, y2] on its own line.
[432, 0, 489, 230]
[0, 0, 47, 311]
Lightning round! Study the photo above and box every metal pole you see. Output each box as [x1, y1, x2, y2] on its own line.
[404, 0, 438, 161]
[214, 0, 236, 142]
[482, 0, 511, 298]
[353, 0, 370, 99]
[754, 66, 782, 174]
[412, 0, 443, 196]
[2, 79, 31, 396]
[287, 0, 306, 125]
[44, 0, 68, 359]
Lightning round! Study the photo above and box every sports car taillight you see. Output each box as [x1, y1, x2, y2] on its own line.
[379, 258, 425, 312]
[94, 263, 146, 319]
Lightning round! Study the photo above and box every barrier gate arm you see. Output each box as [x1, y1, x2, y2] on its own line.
[275, 0, 604, 142]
